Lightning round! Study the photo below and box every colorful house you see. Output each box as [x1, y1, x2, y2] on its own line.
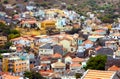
[51, 59, 65, 73]
[2, 53, 30, 73]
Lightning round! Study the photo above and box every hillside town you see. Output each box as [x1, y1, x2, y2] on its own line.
[0, 0, 120, 79]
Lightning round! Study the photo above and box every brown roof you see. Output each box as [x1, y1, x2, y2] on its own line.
[40, 56, 51, 60]
[2, 74, 20, 79]
[15, 44, 24, 47]
[108, 65, 120, 71]
[52, 53, 62, 58]
[20, 19, 36, 24]
[83, 40, 93, 45]
[63, 52, 76, 58]
[81, 69, 116, 79]
[40, 70, 53, 76]
[72, 57, 84, 62]
[95, 46, 102, 51]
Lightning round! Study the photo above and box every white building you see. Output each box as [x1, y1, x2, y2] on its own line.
[39, 49, 54, 56]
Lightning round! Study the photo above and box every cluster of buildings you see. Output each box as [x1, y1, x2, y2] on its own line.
[0, 1, 120, 79]
[0, 1, 80, 33]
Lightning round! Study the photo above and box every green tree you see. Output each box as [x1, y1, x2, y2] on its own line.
[75, 73, 82, 79]
[99, 14, 114, 23]
[3, 0, 8, 4]
[4, 42, 12, 49]
[8, 34, 20, 40]
[0, 54, 3, 59]
[67, 5, 73, 10]
[24, 71, 33, 79]
[10, 30, 20, 35]
[24, 71, 45, 79]
[0, 22, 20, 39]
[40, 2, 49, 7]
[85, 55, 107, 70]
[0, 22, 10, 36]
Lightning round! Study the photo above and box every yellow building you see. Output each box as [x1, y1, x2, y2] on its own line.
[41, 20, 56, 30]
[2, 53, 29, 73]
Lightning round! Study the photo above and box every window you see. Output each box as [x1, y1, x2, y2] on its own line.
[71, 48, 73, 51]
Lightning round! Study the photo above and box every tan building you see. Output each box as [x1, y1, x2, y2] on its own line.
[2, 53, 29, 73]
[51, 59, 65, 73]
[0, 36, 7, 46]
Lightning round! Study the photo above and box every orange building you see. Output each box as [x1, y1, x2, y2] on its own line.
[2, 53, 29, 73]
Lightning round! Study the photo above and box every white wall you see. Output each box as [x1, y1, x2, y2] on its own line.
[39, 49, 54, 55]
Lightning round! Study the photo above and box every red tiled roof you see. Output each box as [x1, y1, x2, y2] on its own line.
[70, 63, 81, 67]
[41, 56, 51, 60]
[0, 72, 10, 75]
[52, 53, 62, 58]
[95, 46, 102, 51]
[11, 36, 35, 41]
[40, 70, 54, 76]
[21, 19, 37, 24]
[63, 52, 76, 58]
[95, 29, 105, 33]
[72, 57, 84, 62]
[16, 44, 24, 47]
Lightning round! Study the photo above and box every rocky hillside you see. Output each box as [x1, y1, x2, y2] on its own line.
[0, 0, 120, 14]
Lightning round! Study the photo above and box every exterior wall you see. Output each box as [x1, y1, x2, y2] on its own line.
[77, 46, 85, 52]
[70, 66, 82, 72]
[2, 58, 29, 73]
[61, 76, 76, 79]
[53, 68, 65, 73]
[60, 40, 71, 51]
[41, 21, 56, 29]
[36, 22, 41, 29]
[39, 49, 54, 56]
[105, 42, 117, 50]
[65, 57, 72, 64]
[41, 60, 51, 64]
[84, 44, 93, 49]
[14, 60, 29, 73]
[77, 40, 83, 45]
[0, 36, 7, 46]
[69, 47, 76, 52]
[2, 58, 8, 72]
